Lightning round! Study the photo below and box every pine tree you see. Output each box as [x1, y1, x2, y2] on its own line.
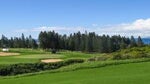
[107, 36, 114, 53]
[39, 31, 46, 49]
[80, 34, 86, 51]
[120, 39, 127, 49]
[32, 39, 38, 49]
[68, 34, 75, 51]
[130, 36, 137, 47]
[137, 36, 144, 47]
[9, 37, 14, 48]
[1, 35, 9, 48]
[21, 33, 26, 48]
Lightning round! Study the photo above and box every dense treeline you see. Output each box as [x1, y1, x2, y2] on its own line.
[0, 31, 144, 53]
[0, 34, 38, 48]
[39, 31, 144, 53]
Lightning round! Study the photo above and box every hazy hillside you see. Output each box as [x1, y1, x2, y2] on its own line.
[142, 38, 150, 44]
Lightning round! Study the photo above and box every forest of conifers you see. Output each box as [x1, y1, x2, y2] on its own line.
[0, 31, 144, 53]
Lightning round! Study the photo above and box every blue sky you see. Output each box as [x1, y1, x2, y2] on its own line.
[1, 0, 150, 38]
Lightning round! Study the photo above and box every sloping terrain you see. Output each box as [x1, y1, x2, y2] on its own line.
[0, 62, 150, 84]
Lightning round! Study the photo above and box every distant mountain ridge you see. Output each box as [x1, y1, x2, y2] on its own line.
[142, 38, 150, 44]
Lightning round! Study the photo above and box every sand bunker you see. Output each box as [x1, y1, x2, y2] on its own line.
[41, 59, 63, 63]
[0, 52, 20, 56]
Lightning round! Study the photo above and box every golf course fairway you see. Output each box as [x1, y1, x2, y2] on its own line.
[0, 61, 150, 84]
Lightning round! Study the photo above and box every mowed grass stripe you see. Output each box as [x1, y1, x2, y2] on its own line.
[0, 62, 150, 84]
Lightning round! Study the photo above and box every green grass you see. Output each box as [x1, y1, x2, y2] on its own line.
[0, 48, 97, 65]
[0, 61, 150, 84]
[2, 46, 150, 65]
[0, 54, 63, 64]
[1, 47, 150, 83]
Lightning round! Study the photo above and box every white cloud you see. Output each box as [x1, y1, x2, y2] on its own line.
[14, 18, 150, 38]
[94, 18, 150, 37]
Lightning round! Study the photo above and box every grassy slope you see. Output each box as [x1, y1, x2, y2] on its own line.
[0, 61, 150, 84]
[1, 47, 150, 84]
[1, 46, 150, 64]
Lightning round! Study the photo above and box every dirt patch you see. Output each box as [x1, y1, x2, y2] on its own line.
[0, 52, 20, 56]
[41, 59, 63, 63]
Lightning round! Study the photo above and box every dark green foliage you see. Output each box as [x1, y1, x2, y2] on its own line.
[1, 35, 9, 48]
[137, 36, 144, 47]
[0, 34, 38, 48]
[38, 31, 61, 50]
[120, 37, 127, 49]
[0, 59, 84, 76]
[0, 31, 143, 53]
[51, 49, 57, 54]
[38, 31, 141, 53]
[130, 36, 137, 48]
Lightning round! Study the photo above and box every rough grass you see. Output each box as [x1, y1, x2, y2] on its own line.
[1, 60, 150, 84]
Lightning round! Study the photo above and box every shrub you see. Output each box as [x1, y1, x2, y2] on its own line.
[96, 56, 109, 61]
[0, 59, 84, 76]
[112, 53, 122, 60]
[131, 51, 149, 59]
[88, 57, 96, 61]
[63, 59, 85, 66]
[51, 49, 57, 54]
[121, 54, 131, 59]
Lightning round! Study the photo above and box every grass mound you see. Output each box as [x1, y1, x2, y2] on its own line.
[88, 46, 150, 61]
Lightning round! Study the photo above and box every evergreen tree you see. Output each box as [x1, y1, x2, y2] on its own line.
[137, 36, 144, 47]
[68, 34, 75, 51]
[120, 38, 127, 49]
[0, 30, 143, 53]
[130, 36, 137, 47]
[21, 33, 26, 48]
[1, 35, 9, 48]
[9, 37, 14, 48]
[39, 31, 47, 49]
[80, 34, 86, 51]
[29, 35, 33, 48]
[32, 39, 38, 49]
[107, 36, 114, 53]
